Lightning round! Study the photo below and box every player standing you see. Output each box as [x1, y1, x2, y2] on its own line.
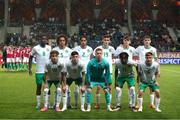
[28, 36, 51, 109]
[135, 35, 158, 109]
[53, 34, 73, 108]
[73, 35, 93, 70]
[93, 35, 115, 109]
[137, 52, 161, 112]
[114, 35, 136, 108]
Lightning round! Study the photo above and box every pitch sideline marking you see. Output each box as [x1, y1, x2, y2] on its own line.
[161, 68, 180, 74]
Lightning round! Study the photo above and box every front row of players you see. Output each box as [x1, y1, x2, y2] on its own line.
[38, 48, 161, 112]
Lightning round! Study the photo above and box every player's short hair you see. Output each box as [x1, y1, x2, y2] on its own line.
[145, 52, 153, 56]
[56, 34, 68, 45]
[143, 35, 151, 40]
[80, 35, 87, 41]
[71, 51, 79, 56]
[95, 48, 103, 53]
[42, 35, 48, 40]
[119, 52, 129, 58]
[102, 34, 110, 39]
[123, 35, 131, 41]
[50, 50, 59, 57]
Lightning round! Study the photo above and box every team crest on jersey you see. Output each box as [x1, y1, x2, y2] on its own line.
[46, 48, 50, 51]
[65, 50, 68, 53]
[87, 49, 90, 53]
[109, 49, 112, 52]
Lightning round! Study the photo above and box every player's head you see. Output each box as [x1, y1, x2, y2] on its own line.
[123, 35, 131, 46]
[95, 48, 103, 61]
[145, 52, 153, 65]
[50, 50, 59, 63]
[56, 34, 68, 48]
[102, 35, 110, 46]
[71, 51, 79, 64]
[143, 35, 151, 47]
[40, 35, 48, 47]
[119, 52, 129, 64]
[80, 35, 87, 47]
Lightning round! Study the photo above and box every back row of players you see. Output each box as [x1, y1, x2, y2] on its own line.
[2, 45, 32, 71]
[28, 34, 161, 112]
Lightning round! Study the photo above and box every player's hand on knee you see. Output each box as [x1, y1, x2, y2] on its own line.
[155, 82, 159, 87]
[44, 83, 48, 88]
[62, 85, 67, 93]
[81, 85, 85, 93]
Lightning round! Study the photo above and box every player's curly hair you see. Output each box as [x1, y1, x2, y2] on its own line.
[119, 52, 129, 58]
[56, 34, 68, 45]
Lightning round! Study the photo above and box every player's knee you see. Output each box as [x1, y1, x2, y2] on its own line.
[155, 90, 160, 98]
[129, 86, 135, 94]
[56, 87, 61, 94]
[97, 86, 101, 90]
[44, 88, 49, 94]
[149, 88, 154, 93]
[115, 86, 121, 93]
[138, 90, 143, 98]
[86, 88, 92, 93]
[104, 88, 109, 93]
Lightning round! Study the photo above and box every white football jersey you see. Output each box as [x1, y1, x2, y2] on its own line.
[31, 45, 51, 73]
[73, 45, 93, 70]
[94, 45, 115, 73]
[64, 60, 85, 79]
[138, 61, 160, 84]
[52, 46, 72, 63]
[136, 46, 157, 63]
[114, 45, 136, 61]
[45, 60, 65, 81]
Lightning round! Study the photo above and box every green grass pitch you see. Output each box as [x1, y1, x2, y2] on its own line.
[0, 64, 180, 119]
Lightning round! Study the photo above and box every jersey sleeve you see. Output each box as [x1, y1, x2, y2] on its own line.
[63, 63, 68, 73]
[31, 47, 36, 56]
[114, 47, 121, 57]
[85, 61, 91, 83]
[81, 62, 86, 72]
[105, 61, 112, 84]
[135, 46, 140, 56]
[154, 48, 158, 61]
[155, 63, 160, 75]
[44, 63, 48, 73]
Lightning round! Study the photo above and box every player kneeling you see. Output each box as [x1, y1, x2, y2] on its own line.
[137, 52, 161, 112]
[114, 52, 137, 112]
[41, 50, 67, 112]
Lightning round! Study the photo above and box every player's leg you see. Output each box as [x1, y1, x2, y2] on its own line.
[40, 86, 49, 112]
[115, 77, 124, 109]
[149, 88, 155, 109]
[66, 78, 73, 109]
[94, 85, 101, 109]
[86, 88, 92, 112]
[80, 85, 86, 111]
[61, 85, 68, 111]
[137, 83, 147, 112]
[35, 73, 44, 109]
[74, 85, 79, 108]
[152, 85, 161, 112]
[54, 82, 61, 112]
[74, 79, 80, 108]
[127, 77, 136, 111]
